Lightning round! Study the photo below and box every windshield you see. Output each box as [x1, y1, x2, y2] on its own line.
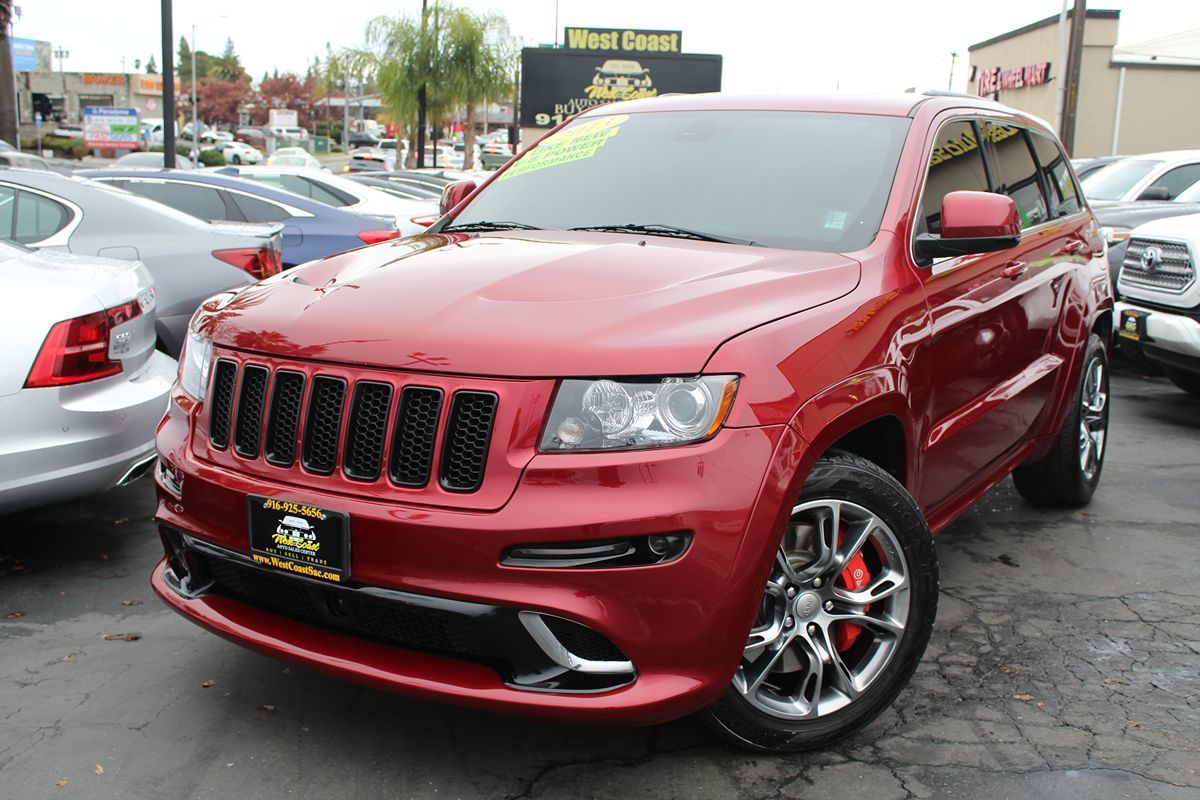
[1081, 159, 1161, 201]
[1174, 178, 1200, 203]
[452, 110, 909, 251]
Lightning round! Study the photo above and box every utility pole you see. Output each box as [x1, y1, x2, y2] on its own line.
[1060, 0, 1087, 155]
[342, 71, 350, 151]
[191, 23, 198, 161]
[947, 52, 957, 91]
[161, 0, 176, 168]
[417, 0, 428, 168]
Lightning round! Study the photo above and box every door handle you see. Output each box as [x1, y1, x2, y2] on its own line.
[1057, 239, 1085, 255]
[1000, 261, 1028, 279]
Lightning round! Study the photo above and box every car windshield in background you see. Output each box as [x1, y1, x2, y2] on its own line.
[1080, 159, 1161, 201]
[452, 110, 909, 252]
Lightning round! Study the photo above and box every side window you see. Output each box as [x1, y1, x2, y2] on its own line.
[231, 193, 291, 223]
[125, 181, 228, 221]
[1150, 164, 1200, 200]
[917, 120, 989, 236]
[1029, 131, 1081, 217]
[0, 185, 15, 239]
[14, 190, 68, 244]
[979, 122, 1049, 229]
[300, 177, 355, 207]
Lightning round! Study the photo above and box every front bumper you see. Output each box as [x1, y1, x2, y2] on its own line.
[154, 388, 802, 724]
[0, 350, 175, 514]
[1116, 299, 1200, 371]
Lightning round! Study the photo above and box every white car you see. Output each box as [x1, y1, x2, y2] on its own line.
[0, 241, 175, 514]
[214, 165, 438, 236]
[220, 140, 263, 165]
[1082, 150, 1200, 203]
[267, 147, 322, 169]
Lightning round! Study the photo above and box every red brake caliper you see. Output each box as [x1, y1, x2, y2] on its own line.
[834, 531, 872, 652]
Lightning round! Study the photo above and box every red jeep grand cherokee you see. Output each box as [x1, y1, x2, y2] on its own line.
[154, 92, 1113, 751]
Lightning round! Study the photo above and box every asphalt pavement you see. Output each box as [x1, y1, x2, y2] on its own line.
[1, 365, 1197, 799]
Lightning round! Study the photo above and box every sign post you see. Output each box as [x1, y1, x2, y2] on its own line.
[83, 107, 139, 157]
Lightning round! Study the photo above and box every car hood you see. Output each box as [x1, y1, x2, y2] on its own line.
[1093, 202, 1200, 229]
[198, 231, 861, 376]
[1130, 210, 1200, 238]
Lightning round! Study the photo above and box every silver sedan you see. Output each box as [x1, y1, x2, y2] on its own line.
[0, 241, 174, 514]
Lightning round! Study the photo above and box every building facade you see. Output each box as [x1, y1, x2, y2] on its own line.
[19, 71, 181, 133]
[969, 10, 1200, 157]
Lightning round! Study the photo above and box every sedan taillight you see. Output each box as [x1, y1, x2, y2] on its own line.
[24, 302, 144, 388]
[357, 229, 401, 244]
[410, 214, 439, 228]
[213, 247, 282, 280]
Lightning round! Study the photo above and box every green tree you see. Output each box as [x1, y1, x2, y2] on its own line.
[443, 8, 516, 167]
[211, 37, 248, 83]
[146, 55, 158, 74]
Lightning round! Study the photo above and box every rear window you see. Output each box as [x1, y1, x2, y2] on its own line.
[119, 180, 229, 221]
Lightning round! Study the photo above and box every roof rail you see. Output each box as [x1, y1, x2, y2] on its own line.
[921, 89, 987, 100]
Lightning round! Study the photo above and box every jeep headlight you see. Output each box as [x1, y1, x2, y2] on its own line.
[178, 329, 213, 401]
[540, 376, 738, 452]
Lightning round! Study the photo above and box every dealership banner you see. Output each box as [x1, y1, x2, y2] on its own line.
[520, 48, 722, 128]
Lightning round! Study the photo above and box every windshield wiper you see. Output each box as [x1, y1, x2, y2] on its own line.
[442, 220, 541, 232]
[568, 223, 761, 247]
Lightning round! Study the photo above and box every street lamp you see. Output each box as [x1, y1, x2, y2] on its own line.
[53, 47, 69, 94]
[189, 15, 229, 160]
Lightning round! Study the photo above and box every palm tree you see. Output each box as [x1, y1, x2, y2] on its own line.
[443, 9, 515, 168]
[0, 0, 18, 147]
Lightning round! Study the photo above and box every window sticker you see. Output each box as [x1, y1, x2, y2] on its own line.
[823, 210, 848, 231]
[499, 115, 629, 181]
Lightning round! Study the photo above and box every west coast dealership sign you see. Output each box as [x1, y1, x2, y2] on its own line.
[520, 48, 721, 128]
[563, 27, 682, 54]
[976, 62, 1051, 95]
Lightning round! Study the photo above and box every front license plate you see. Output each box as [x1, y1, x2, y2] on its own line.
[1118, 309, 1148, 342]
[247, 496, 349, 584]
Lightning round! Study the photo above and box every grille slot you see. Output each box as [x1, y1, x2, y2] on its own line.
[542, 615, 629, 663]
[343, 381, 394, 481]
[389, 387, 444, 487]
[440, 391, 498, 492]
[233, 365, 269, 458]
[302, 376, 347, 475]
[208, 359, 238, 450]
[264, 371, 306, 467]
[1122, 238, 1195, 293]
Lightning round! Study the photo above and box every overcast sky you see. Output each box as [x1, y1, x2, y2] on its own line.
[17, 0, 1200, 93]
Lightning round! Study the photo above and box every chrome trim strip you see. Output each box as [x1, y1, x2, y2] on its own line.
[517, 611, 635, 675]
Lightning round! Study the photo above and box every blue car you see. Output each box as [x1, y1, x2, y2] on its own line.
[78, 169, 401, 268]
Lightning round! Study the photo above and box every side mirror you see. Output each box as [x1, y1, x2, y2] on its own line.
[439, 180, 476, 216]
[915, 191, 1021, 261]
[1136, 185, 1170, 202]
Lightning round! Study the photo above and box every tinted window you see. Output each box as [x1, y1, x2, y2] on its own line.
[1149, 164, 1200, 200]
[1175, 178, 1200, 203]
[245, 173, 354, 207]
[14, 190, 68, 243]
[232, 193, 291, 222]
[454, 110, 911, 252]
[917, 121, 990, 236]
[121, 180, 229, 221]
[1080, 159, 1160, 201]
[979, 122, 1048, 229]
[0, 185, 14, 237]
[1029, 131, 1081, 217]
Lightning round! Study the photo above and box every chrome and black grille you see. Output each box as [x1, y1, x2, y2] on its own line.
[206, 361, 498, 492]
[1122, 238, 1195, 293]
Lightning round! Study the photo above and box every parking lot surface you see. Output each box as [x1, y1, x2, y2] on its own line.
[1, 366, 1196, 800]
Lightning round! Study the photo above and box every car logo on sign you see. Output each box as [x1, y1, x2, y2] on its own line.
[1141, 246, 1162, 272]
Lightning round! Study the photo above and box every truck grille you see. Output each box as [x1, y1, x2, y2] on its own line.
[1122, 238, 1195, 293]
[207, 362, 498, 492]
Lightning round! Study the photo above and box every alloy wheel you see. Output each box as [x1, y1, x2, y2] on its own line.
[1078, 355, 1108, 482]
[734, 499, 911, 720]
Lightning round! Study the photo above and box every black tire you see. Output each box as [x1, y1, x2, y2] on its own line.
[1166, 369, 1200, 399]
[704, 450, 938, 752]
[1013, 333, 1109, 507]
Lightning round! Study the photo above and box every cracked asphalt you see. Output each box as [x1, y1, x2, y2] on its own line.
[1, 364, 1197, 799]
